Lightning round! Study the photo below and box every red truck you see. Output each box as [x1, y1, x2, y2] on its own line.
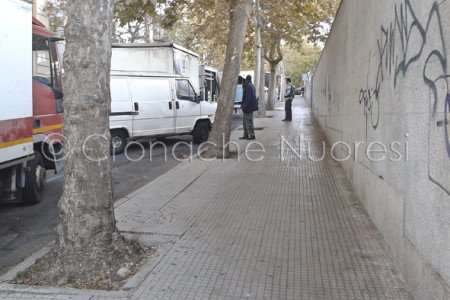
[0, 0, 63, 204]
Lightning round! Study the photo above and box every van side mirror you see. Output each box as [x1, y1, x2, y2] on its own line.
[196, 94, 202, 103]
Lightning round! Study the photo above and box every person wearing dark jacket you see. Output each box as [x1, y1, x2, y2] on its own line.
[239, 75, 259, 140]
[283, 78, 295, 121]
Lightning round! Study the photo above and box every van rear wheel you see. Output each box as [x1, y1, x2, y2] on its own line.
[111, 130, 127, 154]
[193, 122, 210, 144]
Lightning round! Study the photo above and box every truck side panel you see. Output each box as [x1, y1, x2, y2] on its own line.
[0, 118, 33, 163]
[0, 0, 33, 165]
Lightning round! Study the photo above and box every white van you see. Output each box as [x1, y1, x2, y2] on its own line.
[109, 71, 217, 154]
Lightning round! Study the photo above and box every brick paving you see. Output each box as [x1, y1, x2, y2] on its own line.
[0, 98, 411, 299]
[126, 98, 410, 299]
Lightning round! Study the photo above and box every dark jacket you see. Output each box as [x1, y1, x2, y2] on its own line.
[241, 81, 259, 113]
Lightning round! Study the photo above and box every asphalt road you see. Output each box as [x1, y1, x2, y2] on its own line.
[0, 115, 242, 275]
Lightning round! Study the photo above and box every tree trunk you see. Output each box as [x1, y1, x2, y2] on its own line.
[279, 61, 285, 103]
[253, 0, 261, 97]
[204, 0, 253, 158]
[264, 41, 283, 111]
[258, 46, 267, 117]
[43, 0, 138, 285]
[268, 62, 277, 111]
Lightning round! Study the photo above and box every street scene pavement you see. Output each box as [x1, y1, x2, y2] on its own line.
[0, 115, 243, 276]
[0, 98, 411, 299]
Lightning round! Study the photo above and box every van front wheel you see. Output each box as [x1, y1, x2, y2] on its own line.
[192, 122, 210, 144]
[111, 130, 127, 154]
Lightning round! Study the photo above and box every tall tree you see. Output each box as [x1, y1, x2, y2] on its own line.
[253, 0, 262, 98]
[204, 0, 253, 157]
[36, 0, 140, 286]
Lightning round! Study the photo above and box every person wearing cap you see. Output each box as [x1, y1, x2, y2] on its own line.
[239, 75, 259, 140]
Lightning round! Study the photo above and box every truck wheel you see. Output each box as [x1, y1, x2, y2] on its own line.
[111, 130, 127, 154]
[193, 122, 210, 144]
[23, 152, 46, 205]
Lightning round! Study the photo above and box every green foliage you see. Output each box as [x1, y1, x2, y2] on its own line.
[115, 0, 158, 26]
[283, 43, 323, 86]
[162, 0, 232, 68]
[42, 0, 339, 70]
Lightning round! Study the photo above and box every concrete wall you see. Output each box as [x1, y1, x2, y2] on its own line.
[311, 0, 450, 298]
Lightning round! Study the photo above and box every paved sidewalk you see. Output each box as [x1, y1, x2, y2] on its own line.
[0, 97, 411, 299]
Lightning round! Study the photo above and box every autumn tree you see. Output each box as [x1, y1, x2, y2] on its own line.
[258, 0, 339, 110]
[283, 43, 323, 86]
[161, 0, 255, 69]
[204, 0, 253, 157]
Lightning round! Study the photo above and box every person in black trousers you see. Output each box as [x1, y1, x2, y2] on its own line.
[239, 75, 259, 140]
[283, 78, 295, 121]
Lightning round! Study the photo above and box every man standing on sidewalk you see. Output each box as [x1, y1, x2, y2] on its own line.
[239, 75, 259, 140]
[283, 78, 295, 121]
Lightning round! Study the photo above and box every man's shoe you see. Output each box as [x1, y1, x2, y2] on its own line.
[282, 119, 288, 122]
[247, 136, 256, 140]
[239, 136, 249, 140]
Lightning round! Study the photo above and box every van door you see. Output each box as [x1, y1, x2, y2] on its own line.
[129, 77, 175, 137]
[174, 79, 200, 133]
[110, 77, 134, 136]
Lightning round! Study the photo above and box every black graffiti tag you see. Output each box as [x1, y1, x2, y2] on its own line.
[446, 93, 450, 158]
[359, 88, 379, 134]
[359, 0, 449, 159]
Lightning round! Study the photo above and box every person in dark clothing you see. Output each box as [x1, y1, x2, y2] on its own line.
[239, 75, 259, 140]
[282, 78, 295, 121]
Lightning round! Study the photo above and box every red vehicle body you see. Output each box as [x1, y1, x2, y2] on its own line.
[31, 17, 64, 171]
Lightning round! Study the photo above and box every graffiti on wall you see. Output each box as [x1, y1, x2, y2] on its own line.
[359, 53, 379, 136]
[359, 0, 449, 159]
[323, 76, 339, 115]
[446, 94, 450, 158]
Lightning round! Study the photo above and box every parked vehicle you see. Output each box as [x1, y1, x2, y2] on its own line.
[200, 65, 221, 103]
[0, 1, 63, 204]
[110, 43, 217, 153]
[109, 71, 216, 154]
[112, 43, 201, 91]
[234, 72, 269, 112]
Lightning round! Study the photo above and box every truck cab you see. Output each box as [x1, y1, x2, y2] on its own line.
[32, 17, 64, 173]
